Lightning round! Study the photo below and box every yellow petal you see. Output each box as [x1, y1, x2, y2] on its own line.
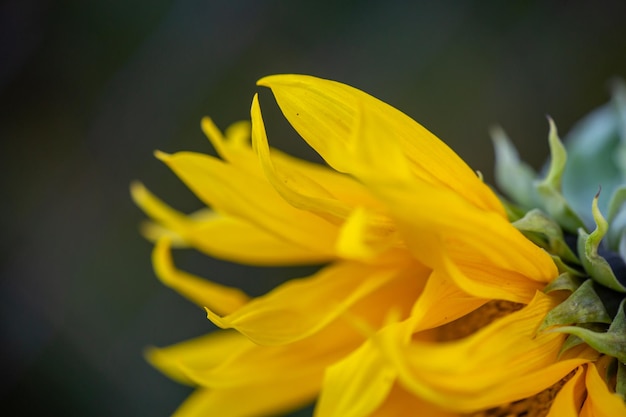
[186, 322, 357, 389]
[381, 292, 589, 412]
[475, 359, 588, 413]
[314, 340, 396, 417]
[255, 132, 385, 215]
[141, 222, 188, 246]
[201, 118, 255, 170]
[251, 93, 396, 249]
[132, 181, 332, 265]
[162, 313, 380, 417]
[369, 383, 457, 417]
[146, 330, 252, 385]
[206, 261, 407, 345]
[203, 115, 383, 221]
[546, 366, 586, 417]
[408, 266, 487, 332]
[173, 383, 316, 417]
[173, 214, 331, 265]
[445, 255, 548, 305]
[152, 237, 249, 314]
[331, 259, 429, 340]
[371, 180, 557, 303]
[203, 115, 375, 213]
[155, 150, 338, 255]
[187, 265, 428, 415]
[335, 207, 399, 262]
[580, 362, 626, 417]
[257, 74, 503, 214]
[151, 327, 354, 417]
[251, 93, 352, 222]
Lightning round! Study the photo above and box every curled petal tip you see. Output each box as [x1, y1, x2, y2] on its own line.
[129, 180, 147, 203]
[129, 180, 144, 193]
[256, 74, 283, 87]
[200, 116, 213, 128]
[154, 150, 172, 161]
[204, 306, 228, 329]
[257, 74, 312, 88]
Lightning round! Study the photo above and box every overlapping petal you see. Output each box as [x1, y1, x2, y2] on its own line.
[258, 75, 557, 303]
[250, 94, 386, 224]
[378, 292, 590, 412]
[131, 182, 331, 265]
[154, 150, 338, 256]
[257, 74, 504, 214]
[147, 325, 351, 417]
[146, 331, 252, 385]
[169, 385, 313, 417]
[408, 266, 487, 331]
[206, 258, 428, 345]
[581, 362, 626, 417]
[546, 366, 587, 417]
[314, 340, 396, 417]
[368, 383, 456, 417]
[369, 180, 556, 303]
[152, 237, 249, 314]
[147, 281, 426, 417]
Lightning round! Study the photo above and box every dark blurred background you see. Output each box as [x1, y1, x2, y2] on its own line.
[2, 1, 626, 415]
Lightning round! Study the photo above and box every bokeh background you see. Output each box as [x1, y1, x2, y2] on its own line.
[2, 1, 626, 415]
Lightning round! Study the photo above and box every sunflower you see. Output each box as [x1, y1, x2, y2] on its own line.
[132, 75, 625, 416]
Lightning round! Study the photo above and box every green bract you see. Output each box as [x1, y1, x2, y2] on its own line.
[494, 79, 626, 404]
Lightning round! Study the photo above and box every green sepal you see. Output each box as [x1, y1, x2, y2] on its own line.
[551, 299, 626, 362]
[558, 334, 585, 357]
[558, 323, 606, 357]
[543, 272, 584, 293]
[558, 323, 608, 357]
[513, 209, 579, 264]
[617, 360, 626, 401]
[551, 256, 586, 276]
[539, 279, 612, 332]
[491, 126, 538, 209]
[578, 194, 626, 292]
[535, 118, 587, 234]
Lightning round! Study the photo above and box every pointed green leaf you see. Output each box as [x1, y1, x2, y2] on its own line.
[617, 360, 626, 401]
[552, 299, 626, 362]
[543, 272, 584, 294]
[550, 255, 586, 276]
[540, 279, 611, 331]
[513, 209, 579, 264]
[491, 126, 538, 209]
[535, 119, 586, 233]
[578, 194, 626, 292]
[558, 334, 585, 357]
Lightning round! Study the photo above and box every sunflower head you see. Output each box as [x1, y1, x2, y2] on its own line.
[134, 74, 626, 416]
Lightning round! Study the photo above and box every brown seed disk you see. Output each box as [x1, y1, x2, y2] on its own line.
[437, 301, 576, 417]
[437, 300, 523, 342]
[463, 372, 575, 417]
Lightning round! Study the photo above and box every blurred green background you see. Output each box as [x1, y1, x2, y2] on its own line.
[2, 1, 626, 415]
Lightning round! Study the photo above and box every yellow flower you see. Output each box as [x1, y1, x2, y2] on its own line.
[132, 75, 622, 416]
